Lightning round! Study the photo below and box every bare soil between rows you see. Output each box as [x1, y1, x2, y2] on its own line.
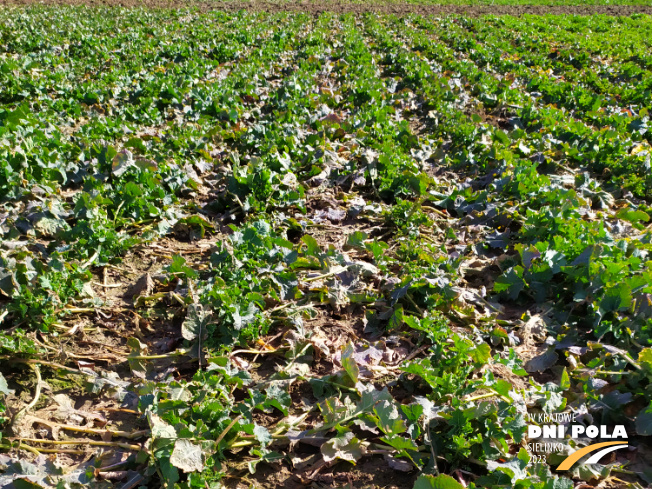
[1, 0, 652, 16]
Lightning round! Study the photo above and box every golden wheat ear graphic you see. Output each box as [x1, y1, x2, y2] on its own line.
[556, 441, 629, 471]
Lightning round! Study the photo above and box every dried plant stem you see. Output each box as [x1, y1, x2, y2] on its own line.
[92, 281, 124, 288]
[80, 247, 101, 269]
[463, 389, 511, 403]
[10, 364, 42, 430]
[64, 307, 96, 313]
[30, 417, 149, 439]
[18, 443, 41, 456]
[12, 438, 142, 451]
[128, 349, 189, 360]
[19, 444, 85, 455]
[215, 415, 243, 446]
[0, 356, 81, 374]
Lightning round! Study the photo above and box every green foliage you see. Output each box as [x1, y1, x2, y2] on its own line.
[2, 8, 652, 489]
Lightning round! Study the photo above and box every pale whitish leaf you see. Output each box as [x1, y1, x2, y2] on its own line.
[357, 383, 394, 411]
[149, 413, 176, 439]
[318, 397, 350, 426]
[182, 304, 208, 341]
[518, 141, 531, 155]
[486, 448, 530, 483]
[381, 434, 419, 452]
[413, 396, 444, 423]
[85, 371, 130, 401]
[112, 149, 135, 177]
[321, 432, 362, 464]
[265, 383, 291, 415]
[253, 425, 272, 447]
[314, 208, 346, 223]
[248, 449, 285, 475]
[272, 272, 299, 300]
[286, 430, 329, 448]
[0, 454, 101, 488]
[0, 372, 13, 395]
[384, 454, 413, 472]
[52, 394, 83, 424]
[80, 282, 95, 298]
[374, 400, 407, 435]
[170, 439, 203, 473]
[349, 261, 379, 278]
[33, 216, 67, 237]
[346, 231, 368, 249]
[571, 463, 610, 481]
[233, 302, 259, 331]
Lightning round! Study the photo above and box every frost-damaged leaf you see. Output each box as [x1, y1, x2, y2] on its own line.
[182, 304, 209, 341]
[346, 231, 368, 249]
[85, 371, 130, 401]
[616, 208, 650, 230]
[357, 383, 394, 412]
[127, 337, 148, 377]
[528, 381, 567, 413]
[314, 208, 346, 223]
[341, 342, 359, 384]
[33, 216, 67, 237]
[0, 372, 13, 395]
[112, 149, 135, 177]
[287, 430, 329, 448]
[493, 266, 525, 300]
[572, 463, 611, 481]
[525, 348, 558, 373]
[390, 281, 412, 306]
[265, 383, 291, 416]
[253, 425, 272, 447]
[0, 454, 97, 488]
[207, 357, 251, 388]
[170, 439, 203, 473]
[374, 400, 407, 435]
[321, 432, 362, 464]
[272, 271, 300, 300]
[413, 474, 465, 489]
[173, 215, 213, 242]
[302, 235, 320, 257]
[486, 230, 510, 249]
[486, 448, 530, 483]
[318, 397, 350, 426]
[636, 405, 652, 436]
[233, 302, 259, 331]
[559, 368, 571, 391]
[53, 393, 105, 425]
[384, 454, 413, 472]
[149, 413, 177, 440]
[639, 348, 652, 373]
[381, 434, 419, 454]
[247, 449, 284, 474]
